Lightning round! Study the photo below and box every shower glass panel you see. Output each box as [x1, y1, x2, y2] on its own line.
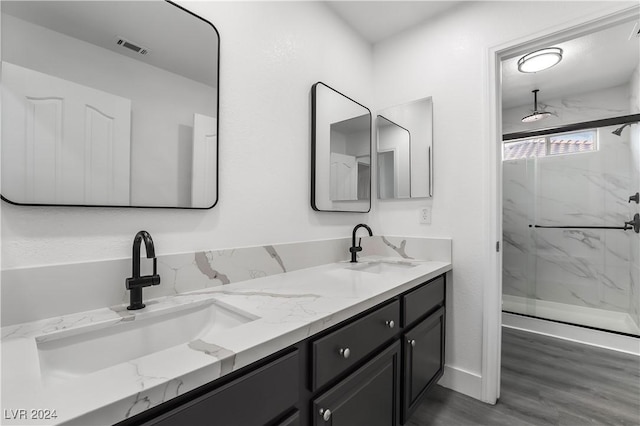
[503, 123, 639, 336]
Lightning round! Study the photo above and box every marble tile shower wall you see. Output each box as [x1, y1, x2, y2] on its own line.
[630, 63, 640, 329]
[503, 128, 635, 319]
[1, 236, 451, 327]
[503, 84, 630, 135]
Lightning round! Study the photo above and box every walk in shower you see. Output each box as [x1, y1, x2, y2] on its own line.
[502, 118, 640, 336]
[500, 13, 640, 338]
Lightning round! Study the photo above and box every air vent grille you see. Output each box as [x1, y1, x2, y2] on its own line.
[116, 37, 149, 55]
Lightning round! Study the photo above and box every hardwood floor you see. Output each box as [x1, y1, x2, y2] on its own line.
[408, 327, 640, 426]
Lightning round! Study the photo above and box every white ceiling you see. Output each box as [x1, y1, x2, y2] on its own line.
[324, 1, 464, 44]
[502, 19, 640, 109]
[325, 1, 638, 114]
[2, 1, 218, 87]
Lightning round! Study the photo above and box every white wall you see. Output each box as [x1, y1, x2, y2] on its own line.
[0, 1, 373, 269]
[372, 0, 637, 398]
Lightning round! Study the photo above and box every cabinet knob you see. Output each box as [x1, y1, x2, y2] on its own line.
[319, 408, 332, 421]
[408, 339, 416, 347]
[339, 347, 351, 359]
[385, 320, 395, 329]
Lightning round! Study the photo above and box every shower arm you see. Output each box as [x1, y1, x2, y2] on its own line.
[530, 214, 640, 234]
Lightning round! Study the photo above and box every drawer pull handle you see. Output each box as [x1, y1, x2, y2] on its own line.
[408, 339, 416, 347]
[319, 408, 332, 421]
[385, 320, 395, 329]
[339, 348, 351, 359]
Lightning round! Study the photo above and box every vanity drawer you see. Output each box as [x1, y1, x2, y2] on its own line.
[402, 275, 444, 327]
[143, 350, 299, 426]
[312, 300, 400, 391]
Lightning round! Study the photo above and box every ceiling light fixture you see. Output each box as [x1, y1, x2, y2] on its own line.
[517, 47, 563, 73]
[521, 89, 551, 123]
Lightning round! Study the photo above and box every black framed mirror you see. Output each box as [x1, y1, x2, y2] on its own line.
[377, 97, 433, 199]
[311, 82, 371, 213]
[1, 0, 219, 208]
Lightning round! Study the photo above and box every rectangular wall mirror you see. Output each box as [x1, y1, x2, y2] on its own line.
[1, 0, 219, 208]
[311, 82, 371, 212]
[377, 97, 433, 199]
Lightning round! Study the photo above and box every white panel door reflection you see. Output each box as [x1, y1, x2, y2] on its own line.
[1, 62, 131, 205]
[330, 152, 357, 201]
[191, 113, 217, 208]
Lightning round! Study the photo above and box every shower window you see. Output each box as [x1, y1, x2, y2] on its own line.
[503, 129, 597, 161]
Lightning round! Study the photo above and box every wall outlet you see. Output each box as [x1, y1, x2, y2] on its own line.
[419, 207, 431, 224]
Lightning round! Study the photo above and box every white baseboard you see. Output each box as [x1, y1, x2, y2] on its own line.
[437, 365, 483, 401]
[502, 312, 640, 356]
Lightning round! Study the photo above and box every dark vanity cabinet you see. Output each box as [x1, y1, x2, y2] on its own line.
[121, 274, 446, 426]
[402, 307, 445, 422]
[401, 275, 446, 423]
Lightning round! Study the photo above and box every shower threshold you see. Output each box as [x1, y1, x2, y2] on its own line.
[502, 294, 639, 337]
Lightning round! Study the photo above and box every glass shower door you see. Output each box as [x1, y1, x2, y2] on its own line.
[503, 123, 639, 336]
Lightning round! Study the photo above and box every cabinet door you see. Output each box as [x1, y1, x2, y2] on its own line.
[312, 341, 400, 426]
[402, 306, 445, 423]
[143, 350, 299, 426]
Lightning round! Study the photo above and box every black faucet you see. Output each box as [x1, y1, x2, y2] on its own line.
[125, 230, 161, 310]
[350, 224, 373, 263]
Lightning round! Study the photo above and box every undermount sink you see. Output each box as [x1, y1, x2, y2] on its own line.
[37, 301, 255, 384]
[351, 261, 417, 274]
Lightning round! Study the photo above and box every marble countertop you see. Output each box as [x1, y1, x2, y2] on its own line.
[1, 257, 451, 425]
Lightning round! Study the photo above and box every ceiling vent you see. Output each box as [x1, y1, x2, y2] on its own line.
[116, 37, 149, 55]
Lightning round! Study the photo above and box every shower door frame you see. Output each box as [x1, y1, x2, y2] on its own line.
[503, 114, 640, 141]
[503, 115, 640, 335]
[484, 4, 639, 405]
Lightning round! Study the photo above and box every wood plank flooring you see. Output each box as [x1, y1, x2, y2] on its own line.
[408, 327, 640, 426]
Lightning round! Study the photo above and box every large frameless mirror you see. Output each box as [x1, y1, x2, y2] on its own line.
[311, 82, 371, 212]
[1, 0, 219, 208]
[377, 97, 433, 199]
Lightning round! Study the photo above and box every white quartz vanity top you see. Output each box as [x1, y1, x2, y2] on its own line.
[1, 257, 451, 425]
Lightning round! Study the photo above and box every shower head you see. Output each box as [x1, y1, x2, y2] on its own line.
[612, 123, 631, 136]
[521, 89, 551, 123]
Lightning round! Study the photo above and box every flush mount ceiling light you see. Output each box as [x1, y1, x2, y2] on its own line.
[521, 89, 551, 123]
[517, 47, 563, 73]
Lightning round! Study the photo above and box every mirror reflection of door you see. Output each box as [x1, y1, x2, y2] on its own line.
[357, 156, 371, 200]
[377, 115, 411, 199]
[191, 114, 217, 207]
[330, 152, 358, 200]
[1, 62, 132, 205]
[378, 150, 396, 198]
[329, 115, 371, 201]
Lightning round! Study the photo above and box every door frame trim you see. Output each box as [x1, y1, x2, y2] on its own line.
[483, 3, 640, 404]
